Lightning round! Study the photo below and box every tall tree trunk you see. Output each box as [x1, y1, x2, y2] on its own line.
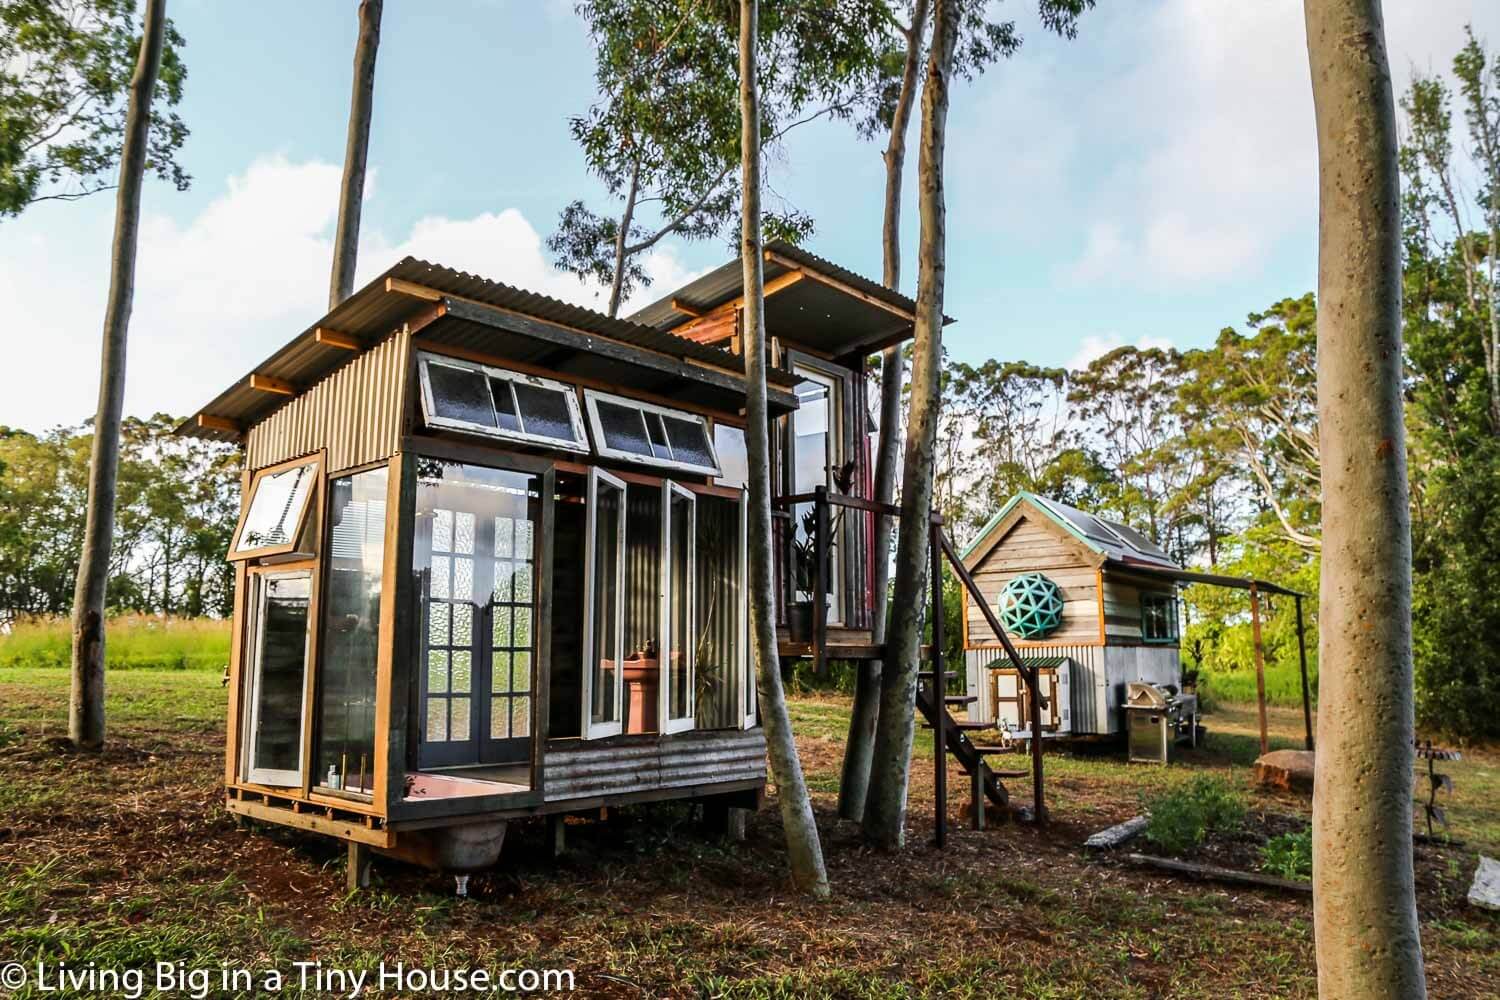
[328, 0, 383, 310]
[607, 161, 642, 318]
[862, 0, 958, 850]
[840, 0, 930, 823]
[1303, 1, 1426, 996]
[739, 0, 829, 897]
[68, 0, 170, 751]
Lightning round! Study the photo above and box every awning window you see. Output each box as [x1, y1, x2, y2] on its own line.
[230, 455, 320, 560]
[583, 389, 721, 477]
[418, 352, 587, 453]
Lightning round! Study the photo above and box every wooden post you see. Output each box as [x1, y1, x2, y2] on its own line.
[1250, 583, 1269, 756]
[930, 521, 946, 848]
[813, 485, 829, 676]
[547, 814, 567, 858]
[1029, 664, 1044, 823]
[1295, 595, 1314, 751]
[346, 842, 371, 891]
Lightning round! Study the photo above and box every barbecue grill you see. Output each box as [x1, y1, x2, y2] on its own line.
[1123, 682, 1199, 764]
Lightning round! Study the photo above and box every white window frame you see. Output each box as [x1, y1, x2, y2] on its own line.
[659, 480, 697, 734]
[737, 489, 757, 730]
[241, 570, 312, 787]
[416, 351, 589, 453]
[582, 388, 721, 477]
[790, 364, 845, 625]
[581, 468, 627, 740]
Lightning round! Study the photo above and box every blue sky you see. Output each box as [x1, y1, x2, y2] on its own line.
[2, 0, 1497, 430]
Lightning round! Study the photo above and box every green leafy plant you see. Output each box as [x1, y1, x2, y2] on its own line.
[1259, 830, 1313, 880]
[1143, 775, 1247, 855]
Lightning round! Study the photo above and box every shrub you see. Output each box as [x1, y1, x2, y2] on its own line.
[1144, 775, 1247, 855]
[1259, 830, 1313, 880]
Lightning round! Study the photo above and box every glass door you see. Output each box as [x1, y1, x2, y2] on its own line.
[242, 571, 312, 787]
[791, 365, 844, 625]
[660, 481, 696, 734]
[414, 459, 542, 769]
[583, 468, 626, 739]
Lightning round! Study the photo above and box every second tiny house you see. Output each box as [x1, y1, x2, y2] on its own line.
[185, 245, 918, 880]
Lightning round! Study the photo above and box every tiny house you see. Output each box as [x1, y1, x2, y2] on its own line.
[183, 244, 917, 876]
[958, 492, 1192, 740]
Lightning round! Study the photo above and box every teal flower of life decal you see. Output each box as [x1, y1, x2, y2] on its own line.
[998, 572, 1064, 639]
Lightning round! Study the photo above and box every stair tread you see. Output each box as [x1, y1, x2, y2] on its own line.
[922, 720, 995, 731]
[970, 744, 1020, 754]
[944, 695, 978, 705]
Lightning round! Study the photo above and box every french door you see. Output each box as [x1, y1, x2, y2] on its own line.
[660, 481, 697, 734]
[415, 460, 542, 769]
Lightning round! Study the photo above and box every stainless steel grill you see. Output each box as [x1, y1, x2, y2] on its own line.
[1124, 682, 1199, 764]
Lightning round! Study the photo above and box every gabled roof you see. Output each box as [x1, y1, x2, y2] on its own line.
[962, 491, 1180, 571]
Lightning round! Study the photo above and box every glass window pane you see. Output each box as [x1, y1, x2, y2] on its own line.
[316, 467, 387, 793]
[454, 511, 475, 555]
[493, 607, 512, 647]
[454, 557, 474, 601]
[249, 574, 311, 778]
[512, 651, 531, 693]
[488, 377, 522, 433]
[591, 481, 623, 725]
[513, 381, 578, 442]
[427, 650, 449, 693]
[236, 461, 317, 553]
[514, 563, 533, 602]
[491, 697, 507, 739]
[517, 520, 534, 559]
[646, 412, 671, 458]
[514, 607, 531, 646]
[430, 555, 450, 599]
[452, 650, 472, 693]
[493, 652, 513, 693]
[427, 362, 497, 427]
[427, 603, 449, 646]
[597, 399, 653, 456]
[511, 698, 531, 738]
[432, 509, 453, 552]
[794, 379, 831, 493]
[669, 491, 693, 721]
[427, 698, 448, 742]
[664, 415, 716, 470]
[453, 603, 473, 645]
[494, 561, 513, 602]
[495, 516, 515, 558]
[714, 425, 748, 488]
[451, 696, 471, 740]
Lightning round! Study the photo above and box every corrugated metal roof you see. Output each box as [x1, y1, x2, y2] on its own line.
[628, 240, 915, 329]
[180, 256, 793, 440]
[963, 492, 1180, 570]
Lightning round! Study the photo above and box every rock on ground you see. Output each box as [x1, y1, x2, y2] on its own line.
[1252, 749, 1316, 794]
[1470, 856, 1500, 912]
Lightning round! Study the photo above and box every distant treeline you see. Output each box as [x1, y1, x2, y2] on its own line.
[0, 414, 239, 623]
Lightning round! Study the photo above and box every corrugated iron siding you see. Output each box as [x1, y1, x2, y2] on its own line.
[966, 644, 1107, 735]
[245, 331, 410, 473]
[694, 495, 741, 730]
[542, 728, 766, 802]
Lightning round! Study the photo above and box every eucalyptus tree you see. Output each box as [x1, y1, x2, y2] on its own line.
[860, 0, 959, 850]
[839, 0, 1093, 825]
[69, 0, 172, 750]
[1303, 0, 1426, 995]
[329, 0, 383, 309]
[550, 0, 888, 316]
[0, 0, 188, 217]
[738, 0, 829, 897]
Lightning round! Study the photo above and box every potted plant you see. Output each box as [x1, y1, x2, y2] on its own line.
[787, 463, 855, 643]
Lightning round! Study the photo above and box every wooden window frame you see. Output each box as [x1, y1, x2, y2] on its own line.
[582, 388, 722, 478]
[416, 350, 589, 454]
[229, 454, 322, 561]
[240, 567, 315, 787]
[582, 467, 628, 740]
[659, 480, 697, 734]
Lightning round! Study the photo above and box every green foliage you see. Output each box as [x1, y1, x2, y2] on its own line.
[1259, 830, 1313, 881]
[0, 415, 239, 620]
[0, 614, 229, 670]
[1143, 775, 1246, 856]
[0, 0, 190, 216]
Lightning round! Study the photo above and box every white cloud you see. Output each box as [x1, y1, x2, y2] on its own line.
[1066, 332, 1175, 372]
[0, 156, 706, 431]
[1060, 0, 1498, 288]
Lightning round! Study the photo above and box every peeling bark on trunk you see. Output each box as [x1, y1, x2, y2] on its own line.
[840, 0, 930, 824]
[1303, 1, 1427, 996]
[862, 0, 957, 850]
[328, 0, 383, 310]
[740, 0, 829, 897]
[68, 0, 170, 751]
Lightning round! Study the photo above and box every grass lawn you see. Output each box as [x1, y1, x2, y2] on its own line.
[1, 665, 1496, 998]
